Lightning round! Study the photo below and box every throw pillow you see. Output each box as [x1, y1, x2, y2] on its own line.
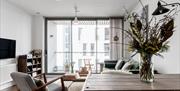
[33, 78, 48, 91]
[115, 60, 125, 70]
[130, 61, 139, 70]
[121, 61, 133, 71]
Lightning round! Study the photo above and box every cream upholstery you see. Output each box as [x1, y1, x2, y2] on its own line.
[11, 72, 37, 91]
[11, 72, 66, 91]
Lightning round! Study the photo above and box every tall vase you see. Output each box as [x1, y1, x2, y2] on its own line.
[139, 53, 154, 83]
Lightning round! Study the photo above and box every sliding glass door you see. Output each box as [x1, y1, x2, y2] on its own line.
[46, 19, 110, 74]
[72, 21, 97, 72]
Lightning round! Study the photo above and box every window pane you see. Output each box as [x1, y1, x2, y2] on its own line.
[83, 43, 87, 56]
[57, 21, 71, 52]
[91, 43, 95, 56]
[72, 53, 96, 72]
[47, 20, 111, 74]
[96, 20, 110, 73]
[72, 21, 96, 72]
[104, 43, 110, 56]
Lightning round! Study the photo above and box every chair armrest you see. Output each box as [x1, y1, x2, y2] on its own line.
[34, 76, 65, 91]
[33, 73, 45, 78]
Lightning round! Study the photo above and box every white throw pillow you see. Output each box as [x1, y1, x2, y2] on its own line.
[115, 60, 122, 70]
[121, 61, 133, 71]
[115, 60, 125, 70]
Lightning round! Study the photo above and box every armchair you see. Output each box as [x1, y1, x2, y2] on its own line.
[10, 72, 67, 91]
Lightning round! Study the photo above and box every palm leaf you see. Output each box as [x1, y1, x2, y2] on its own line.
[154, 53, 164, 58]
[160, 19, 174, 42]
[159, 42, 170, 53]
[136, 19, 142, 31]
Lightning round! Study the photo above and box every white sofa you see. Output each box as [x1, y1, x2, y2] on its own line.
[101, 59, 139, 74]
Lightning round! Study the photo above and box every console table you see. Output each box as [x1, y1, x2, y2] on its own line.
[82, 74, 180, 91]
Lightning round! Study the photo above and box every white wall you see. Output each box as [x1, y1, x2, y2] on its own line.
[0, 0, 32, 54]
[149, 0, 180, 74]
[31, 16, 44, 49]
[131, 0, 180, 74]
[0, 0, 32, 89]
[31, 16, 45, 72]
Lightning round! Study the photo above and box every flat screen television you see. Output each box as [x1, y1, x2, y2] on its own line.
[0, 38, 16, 59]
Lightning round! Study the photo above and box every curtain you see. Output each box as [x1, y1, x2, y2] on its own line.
[110, 19, 124, 60]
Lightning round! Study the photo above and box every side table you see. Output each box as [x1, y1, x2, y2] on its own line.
[63, 73, 77, 81]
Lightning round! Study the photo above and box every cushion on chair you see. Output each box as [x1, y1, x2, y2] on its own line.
[33, 78, 48, 91]
[10, 72, 37, 91]
[115, 60, 125, 70]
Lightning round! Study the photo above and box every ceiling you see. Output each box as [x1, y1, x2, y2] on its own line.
[7, 0, 139, 17]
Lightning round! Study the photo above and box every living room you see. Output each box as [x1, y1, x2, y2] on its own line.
[0, 0, 180, 91]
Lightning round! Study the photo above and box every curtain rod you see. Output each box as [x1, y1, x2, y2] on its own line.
[44, 16, 124, 20]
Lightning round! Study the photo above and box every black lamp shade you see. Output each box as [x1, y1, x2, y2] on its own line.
[152, 6, 170, 15]
[152, 1, 170, 15]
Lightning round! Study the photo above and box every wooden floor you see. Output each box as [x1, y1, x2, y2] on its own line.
[0, 86, 18, 91]
[1, 76, 84, 91]
[1, 82, 84, 91]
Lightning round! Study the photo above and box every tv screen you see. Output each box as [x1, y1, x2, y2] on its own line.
[0, 38, 16, 59]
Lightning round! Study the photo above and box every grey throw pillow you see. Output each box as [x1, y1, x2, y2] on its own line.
[33, 78, 48, 91]
[130, 61, 139, 70]
[115, 60, 125, 70]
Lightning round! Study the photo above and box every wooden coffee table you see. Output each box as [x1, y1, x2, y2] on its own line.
[82, 74, 180, 91]
[63, 73, 87, 82]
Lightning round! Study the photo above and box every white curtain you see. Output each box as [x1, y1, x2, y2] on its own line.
[110, 19, 124, 60]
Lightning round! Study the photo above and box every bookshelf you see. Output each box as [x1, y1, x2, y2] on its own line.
[18, 55, 42, 76]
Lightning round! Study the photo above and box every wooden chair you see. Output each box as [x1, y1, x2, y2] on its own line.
[11, 72, 67, 91]
[84, 59, 94, 71]
[76, 67, 89, 77]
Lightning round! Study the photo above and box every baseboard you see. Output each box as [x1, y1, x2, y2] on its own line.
[0, 81, 15, 90]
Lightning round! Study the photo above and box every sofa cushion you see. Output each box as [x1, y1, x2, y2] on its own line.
[121, 61, 133, 71]
[115, 60, 125, 70]
[130, 61, 139, 70]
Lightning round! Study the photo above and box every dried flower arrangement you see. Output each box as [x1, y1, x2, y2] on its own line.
[124, 0, 180, 82]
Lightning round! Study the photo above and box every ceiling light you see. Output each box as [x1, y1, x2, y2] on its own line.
[55, 0, 62, 1]
[152, 1, 169, 15]
[73, 17, 78, 24]
[73, 5, 79, 24]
